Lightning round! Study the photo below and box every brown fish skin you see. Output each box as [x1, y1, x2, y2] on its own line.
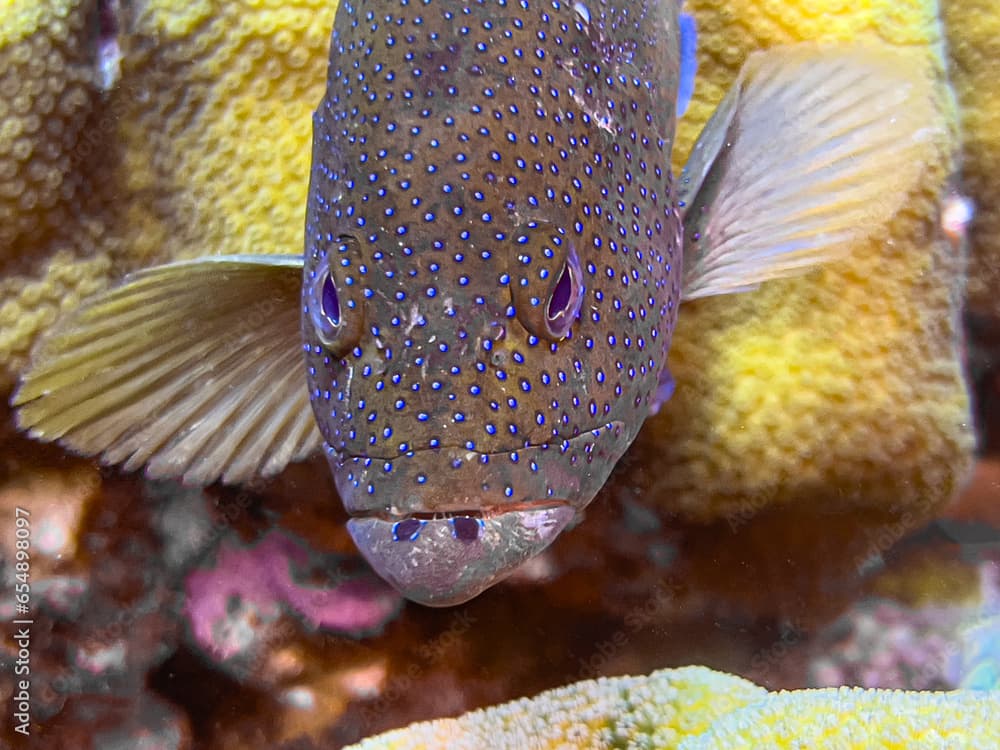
[11, 0, 941, 608]
[302, 0, 683, 604]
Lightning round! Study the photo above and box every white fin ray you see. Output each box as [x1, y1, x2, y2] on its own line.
[217, 353, 313, 484]
[679, 43, 942, 300]
[88, 336, 253, 461]
[12, 255, 321, 485]
[140, 334, 301, 483]
[119, 328, 293, 478]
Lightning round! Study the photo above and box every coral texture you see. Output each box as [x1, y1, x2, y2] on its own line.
[812, 558, 1000, 694]
[0, 0, 339, 388]
[947, 562, 1000, 690]
[810, 598, 970, 691]
[346, 666, 767, 750]
[628, 0, 973, 525]
[0, 0, 100, 261]
[0, 2, 992, 747]
[184, 529, 401, 668]
[0, 0, 108, 384]
[345, 665, 1000, 750]
[680, 686, 1000, 749]
[942, 0, 1000, 319]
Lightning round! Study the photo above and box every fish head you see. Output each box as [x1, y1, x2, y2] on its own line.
[303, 0, 683, 605]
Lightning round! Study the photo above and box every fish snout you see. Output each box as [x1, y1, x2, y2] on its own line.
[331, 422, 631, 605]
[346, 505, 575, 607]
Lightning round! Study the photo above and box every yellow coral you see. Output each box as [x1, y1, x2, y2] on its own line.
[345, 666, 1000, 749]
[0, 0, 100, 263]
[0, 0, 339, 387]
[626, 0, 973, 526]
[680, 685, 1000, 749]
[346, 666, 767, 750]
[942, 0, 1000, 319]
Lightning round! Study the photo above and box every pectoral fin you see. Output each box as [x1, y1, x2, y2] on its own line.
[12, 255, 321, 486]
[679, 44, 941, 300]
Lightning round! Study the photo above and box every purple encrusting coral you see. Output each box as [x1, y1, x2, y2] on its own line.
[810, 560, 1000, 691]
[809, 599, 962, 690]
[184, 530, 402, 662]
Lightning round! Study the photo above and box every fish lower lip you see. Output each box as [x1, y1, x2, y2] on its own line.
[346, 503, 578, 607]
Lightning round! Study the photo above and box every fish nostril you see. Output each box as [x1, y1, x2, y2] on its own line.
[450, 516, 485, 542]
[545, 243, 584, 339]
[321, 273, 341, 327]
[392, 518, 425, 541]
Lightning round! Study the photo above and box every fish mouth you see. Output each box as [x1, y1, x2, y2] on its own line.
[348, 499, 571, 522]
[345, 503, 577, 607]
[329, 423, 632, 606]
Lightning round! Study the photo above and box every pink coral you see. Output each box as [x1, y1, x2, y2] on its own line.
[184, 530, 401, 663]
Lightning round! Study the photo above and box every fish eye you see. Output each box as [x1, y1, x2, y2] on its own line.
[306, 235, 364, 355]
[309, 267, 343, 347]
[544, 245, 583, 339]
[321, 272, 341, 328]
[511, 234, 585, 341]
